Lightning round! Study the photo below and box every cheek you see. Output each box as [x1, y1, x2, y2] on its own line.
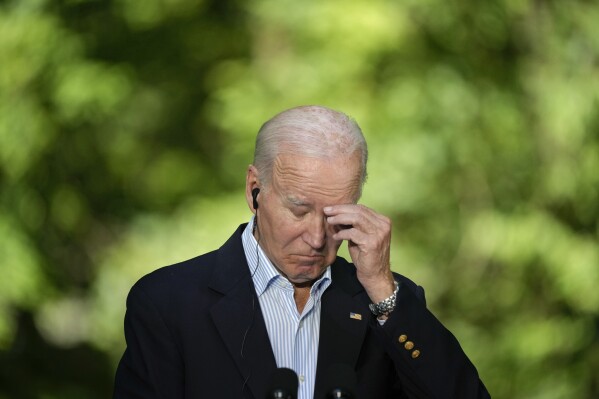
[268, 219, 304, 246]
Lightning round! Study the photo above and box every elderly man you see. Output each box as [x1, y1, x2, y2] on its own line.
[113, 106, 490, 398]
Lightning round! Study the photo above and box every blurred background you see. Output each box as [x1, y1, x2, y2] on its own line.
[1, 0, 598, 397]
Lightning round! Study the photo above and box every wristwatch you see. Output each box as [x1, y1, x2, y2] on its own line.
[369, 281, 399, 317]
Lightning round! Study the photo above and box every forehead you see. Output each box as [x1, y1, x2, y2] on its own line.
[271, 153, 361, 204]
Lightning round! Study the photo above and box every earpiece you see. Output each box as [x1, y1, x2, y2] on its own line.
[251, 188, 260, 210]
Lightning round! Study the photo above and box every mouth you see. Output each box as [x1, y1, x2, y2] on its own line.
[294, 254, 326, 265]
[295, 254, 325, 259]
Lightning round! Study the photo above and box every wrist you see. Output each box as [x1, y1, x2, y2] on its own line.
[361, 272, 395, 303]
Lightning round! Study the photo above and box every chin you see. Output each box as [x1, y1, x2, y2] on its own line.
[291, 264, 327, 281]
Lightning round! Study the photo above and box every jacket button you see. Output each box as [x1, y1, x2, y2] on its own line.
[398, 334, 408, 343]
[411, 350, 421, 359]
[404, 341, 414, 350]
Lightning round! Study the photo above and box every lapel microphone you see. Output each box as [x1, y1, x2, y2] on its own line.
[266, 367, 298, 399]
[323, 363, 357, 399]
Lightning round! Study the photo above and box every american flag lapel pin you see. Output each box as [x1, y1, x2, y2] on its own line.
[349, 312, 362, 320]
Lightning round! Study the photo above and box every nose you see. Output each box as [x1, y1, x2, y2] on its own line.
[303, 214, 327, 250]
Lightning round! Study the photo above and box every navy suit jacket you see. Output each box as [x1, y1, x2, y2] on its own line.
[114, 224, 490, 398]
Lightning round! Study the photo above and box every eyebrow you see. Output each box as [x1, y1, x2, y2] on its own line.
[286, 196, 310, 207]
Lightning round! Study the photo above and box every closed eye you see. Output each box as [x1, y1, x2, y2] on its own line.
[290, 206, 309, 218]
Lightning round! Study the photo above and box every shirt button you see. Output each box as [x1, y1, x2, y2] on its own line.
[299, 374, 305, 383]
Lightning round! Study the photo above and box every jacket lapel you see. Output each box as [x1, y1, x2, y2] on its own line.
[314, 259, 371, 398]
[208, 225, 277, 399]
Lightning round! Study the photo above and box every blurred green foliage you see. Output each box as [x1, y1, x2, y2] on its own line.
[1, 0, 598, 398]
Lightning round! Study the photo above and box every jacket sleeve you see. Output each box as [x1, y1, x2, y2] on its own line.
[374, 278, 491, 399]
[113, 281, 184, 399]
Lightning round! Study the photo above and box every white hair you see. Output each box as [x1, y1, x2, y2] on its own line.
[253, 105, 368, 195]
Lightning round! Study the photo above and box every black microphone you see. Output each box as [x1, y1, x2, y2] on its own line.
[266, 367, 299, 399]
[323, 363, 357, 399]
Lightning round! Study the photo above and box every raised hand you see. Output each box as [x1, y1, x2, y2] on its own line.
[324, 204, 396, 305]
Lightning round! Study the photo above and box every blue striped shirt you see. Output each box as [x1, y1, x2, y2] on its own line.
[242, 218, 332, 399]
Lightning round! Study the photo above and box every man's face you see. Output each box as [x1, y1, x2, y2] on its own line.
[249, 153, 361, 285]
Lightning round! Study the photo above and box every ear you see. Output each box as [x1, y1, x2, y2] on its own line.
[245, 165, 260, 214]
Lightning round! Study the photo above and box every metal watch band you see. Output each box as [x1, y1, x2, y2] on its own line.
[368, 281, 399, 317]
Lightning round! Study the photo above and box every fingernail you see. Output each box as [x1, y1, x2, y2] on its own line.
[324, 206, 332, 212]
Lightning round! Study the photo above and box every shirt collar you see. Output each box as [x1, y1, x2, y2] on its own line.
[241, 217, 331, 297]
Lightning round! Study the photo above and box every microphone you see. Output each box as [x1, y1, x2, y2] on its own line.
[323, 363, 357, 399]
[266, 367, 299, 399]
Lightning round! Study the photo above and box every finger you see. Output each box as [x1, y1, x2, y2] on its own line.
[332, 226, 369, 244]
[323, 204, 356, 215]
[327, 210, 386, 236]
[325, 205, 374, 227]
[324, 204, 388, 225]
[328, 215, 375, 240]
